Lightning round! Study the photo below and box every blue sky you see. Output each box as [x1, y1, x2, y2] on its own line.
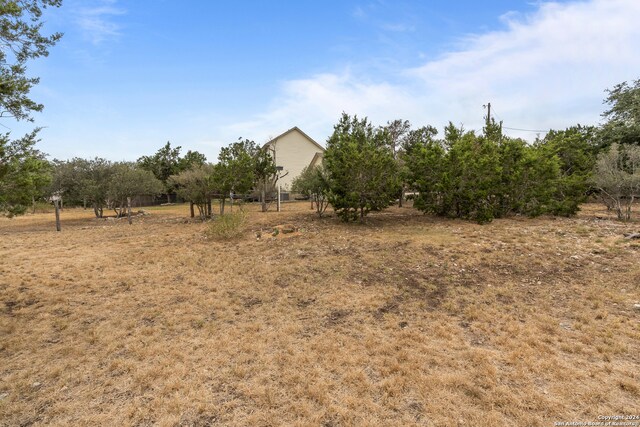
[7, 0, 640, 161]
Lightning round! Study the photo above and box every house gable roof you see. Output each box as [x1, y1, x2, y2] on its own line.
[263, 126, 325, 152]
[309, 151, 324, 169]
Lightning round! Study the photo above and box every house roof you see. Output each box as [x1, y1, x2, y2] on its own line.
[263, 126, 325, 152]
[309, 151, 324, 169]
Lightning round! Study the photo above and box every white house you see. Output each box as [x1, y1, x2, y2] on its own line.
[263, 127, 325, 192]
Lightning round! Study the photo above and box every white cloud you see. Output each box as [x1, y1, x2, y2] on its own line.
[74, 0, 126, 45]
[220, 0, 640, 144]
[220, 72, 418, 146]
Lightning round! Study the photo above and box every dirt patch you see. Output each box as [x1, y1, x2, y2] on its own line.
[323, 309, 352, 327]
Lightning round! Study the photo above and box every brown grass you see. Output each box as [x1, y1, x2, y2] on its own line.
[1, 202, 639, 426]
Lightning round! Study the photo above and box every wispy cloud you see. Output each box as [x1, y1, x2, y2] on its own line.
[381, 22, 415, 32]
[353, 2, 415, 33]
[74, 0, 126, 45]
[219, 0, 640, 145]
[352, 6, 366, 20]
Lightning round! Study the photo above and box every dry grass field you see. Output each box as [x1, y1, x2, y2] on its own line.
[1, 201, 639, 426]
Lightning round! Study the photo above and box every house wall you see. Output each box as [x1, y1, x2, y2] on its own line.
[266, 129, 323, 191]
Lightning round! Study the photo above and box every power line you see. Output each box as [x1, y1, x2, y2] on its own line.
[502, 126, 548, 133]
[491, 107, 504, 123]
[485, 104, 548, 133]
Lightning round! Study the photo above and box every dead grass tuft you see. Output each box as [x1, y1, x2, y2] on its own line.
[205, 209, 247, 240]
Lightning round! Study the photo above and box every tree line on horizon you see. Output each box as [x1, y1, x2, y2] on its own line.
[1, 78, 639, 222]
[37, 139, 277, 220]
[293, 79, 640, 222]
[0, 2, 638, 223]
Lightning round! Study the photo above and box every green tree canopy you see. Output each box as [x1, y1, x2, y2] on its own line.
[324, 113, 400, 221]
[107, 162, 163, 217]
[179, 150, 207, 171]
[213, 138, 261, 214]
[0, 129, 51, 216]
[0, 1, 62, 216]
[537, 125, 598, 215]
[291, 165, 330, 217]
[406, 122, 565, 223]
[0, 0, 63, 121]
[599, 78, 640, 148]
[50, 157, 113, 218]
[137, 142, 207, 202]
[137, 142, 182, 185]
[402, 126, 447, 216]
[217, 138, 258, 194]
[169, 164, 216, 219]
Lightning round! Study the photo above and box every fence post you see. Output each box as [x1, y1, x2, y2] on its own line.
[54, 199, 61, 232]
[127, 197, 132, 225]
[277, 185, 281, 212]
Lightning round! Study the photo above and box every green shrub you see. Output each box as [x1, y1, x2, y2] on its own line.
[205, 210, 247, 240]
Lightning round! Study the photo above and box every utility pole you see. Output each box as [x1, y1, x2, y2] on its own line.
[484, 102, 491, 123]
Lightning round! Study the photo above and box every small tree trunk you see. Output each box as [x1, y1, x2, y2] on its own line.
[398, 186, 405, 208]
[615, 198, 624, 220]
[54, 200, 61, 232]
[261, 187, 267, 212]
[115, 200, 124, 218]
[127, 197, 132, 225]
[166, 193, 171, 204]
[315, 196, 323, 217]
[207, 199, 212, 218]
[220, 199, 225, 216]
[625, 195, 634, 221]
[32, 196, 36, 214]
[190, 202, 195, 218]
